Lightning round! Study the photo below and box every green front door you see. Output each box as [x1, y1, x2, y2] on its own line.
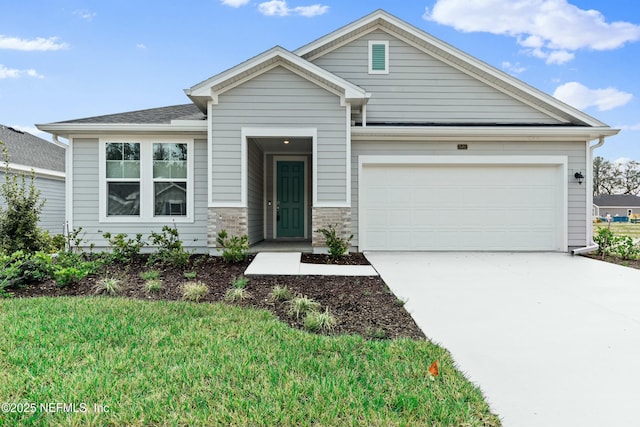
[277, 161, 305, 238]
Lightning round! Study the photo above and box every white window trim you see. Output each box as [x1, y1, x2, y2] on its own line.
[98, 137, 194, 223]
[368, 40, 389, 75]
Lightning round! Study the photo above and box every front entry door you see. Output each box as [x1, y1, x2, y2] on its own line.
[277, 161, 305, 238]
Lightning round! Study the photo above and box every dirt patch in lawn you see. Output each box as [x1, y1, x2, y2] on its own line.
[10, 254, 425, 341]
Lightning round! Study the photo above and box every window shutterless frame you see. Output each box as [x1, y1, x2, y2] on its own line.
[98, 138, 194, 223]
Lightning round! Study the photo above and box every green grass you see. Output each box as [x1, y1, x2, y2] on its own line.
[0, 297, 500, 426]
[594, 222, 640, 239]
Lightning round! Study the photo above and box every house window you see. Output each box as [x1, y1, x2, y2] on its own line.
[106, 143, 140, 216]
[153, 143, 187, 216]
[369, 40, 389, 74]
[100, 139, 193, 222]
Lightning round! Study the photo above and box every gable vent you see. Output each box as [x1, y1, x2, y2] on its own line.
[369, 41, 389, 74]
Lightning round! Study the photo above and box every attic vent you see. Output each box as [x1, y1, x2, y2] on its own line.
[369, 41, 389, 74]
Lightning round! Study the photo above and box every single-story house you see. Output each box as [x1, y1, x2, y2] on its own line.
[0, 125, 66, 234]
[37, 10, 619, 253]
[593, 194, 640, 218]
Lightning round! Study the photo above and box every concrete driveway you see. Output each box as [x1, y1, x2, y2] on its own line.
[365, 252, 640, 427]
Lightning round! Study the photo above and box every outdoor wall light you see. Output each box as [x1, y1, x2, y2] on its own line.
[283, 139, 290, 145]
[574, 172, 584, 184]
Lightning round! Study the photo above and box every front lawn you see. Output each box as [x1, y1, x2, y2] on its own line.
[593, 222, 640, 239]
[0, 297, 501, 426]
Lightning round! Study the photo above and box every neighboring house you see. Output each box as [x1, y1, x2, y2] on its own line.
[593, 194, 640, 217]
[0, 125, 66, 234]
[37, 10, 619, 253]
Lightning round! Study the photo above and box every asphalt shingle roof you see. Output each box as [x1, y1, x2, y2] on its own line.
[0, 125, 65, 173]
[593, 194, 640, 207]
[56, 104, 205, 124]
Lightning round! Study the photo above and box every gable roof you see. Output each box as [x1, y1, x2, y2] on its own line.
[0, 125, 65, 173]
[54, 104, 204, 125]
[185, 46, 369, 112]
[593, 194, 640, 207]
[295, 9, 609, 128]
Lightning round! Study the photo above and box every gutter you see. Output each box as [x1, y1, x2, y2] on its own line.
[571, 136, 607, 256]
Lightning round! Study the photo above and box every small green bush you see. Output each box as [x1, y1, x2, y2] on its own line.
[93, 277, 122, 296]
[103, 232, 146, 262]
[614, 235, 639, 260]
[224, 287, 251, 303]
[216, 229, 249, 263]
[303, 308, 337, 332]
[231, 276, 249, 289]
[54, 267, 86, 287]
[144, 279, 163, 293]
[270, 285, 293, 302]
[149, 225, 191, 267]
[287, 295, 321, 319]
[183, 271, 197, 279]
[0, 251, 54, 290]
[140, 270, 160, 281]
[182, 281, 208, 302]
[316, 224, 353, 260]
[594, 227, 616, 255]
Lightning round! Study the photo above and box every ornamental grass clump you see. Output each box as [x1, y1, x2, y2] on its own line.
[182, 281, 208, 302]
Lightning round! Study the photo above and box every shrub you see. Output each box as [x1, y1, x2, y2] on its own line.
[93, 277, 122, 296]
[183, 271, 197, 279]
[144, 279, 163, 293]
[103, 232, 146, 262]
[613, 235, 639, 260]
[140, 270, 160, 281]
[287, 295, 321, 319]
[232, 276, 249, 289]
[149, 225, 190, 267]
[0, 141, 47, 254]
[0, 251, 54, 290]
[224, 287, 251, 303]
[316, 224, 353, 260]
[53, 267, 86, 287]
[182, 281, 208, 302]
[216, 230, 249, 263]
[303, 308, 337, 332]
[594, 227, 616, 255]
[270, 285, 293, 302]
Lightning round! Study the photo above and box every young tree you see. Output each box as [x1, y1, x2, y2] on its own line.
[0, 141, 46, 253]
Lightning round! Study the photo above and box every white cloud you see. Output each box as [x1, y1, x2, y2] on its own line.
[258, 1, 328, 17]
[553, 82, 633, 111]
[136, 43, 147, 49]
[0, 64, 43, 79]
[423, 0, 640, 64]
[502, 61, 526, 74]
[73, 9, 96, 21]
[0, 35, 68, 51]
[221, 0, 250, 6]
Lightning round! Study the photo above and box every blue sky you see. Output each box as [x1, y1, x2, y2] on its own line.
[1, 0, 639, 161]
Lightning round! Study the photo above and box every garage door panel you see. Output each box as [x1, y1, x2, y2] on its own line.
[360, 162, 564, 251]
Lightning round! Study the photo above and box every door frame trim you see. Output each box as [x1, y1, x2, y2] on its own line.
[273, 156, 308, 239]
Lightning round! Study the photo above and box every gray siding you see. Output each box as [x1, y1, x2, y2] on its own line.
[351, 140, 587, 248]
[0, 172, 65, 234]
[247, 141, 264, 244]
[71, 138, 209, 251]
[311, 29, 562, 125]
[211, 66, 348, 204]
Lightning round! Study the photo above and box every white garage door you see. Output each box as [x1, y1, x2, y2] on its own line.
[359, 159, 566, 251]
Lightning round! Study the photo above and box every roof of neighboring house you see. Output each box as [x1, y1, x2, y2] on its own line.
[593, 194, 640, 207]
[55, 103, 204, 124]
[0, 125, 66, 173]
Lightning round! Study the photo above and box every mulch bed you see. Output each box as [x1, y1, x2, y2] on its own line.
[10, 254, 425, 341]
[300, 252, 371, 265]
[582, 253, 640, 269]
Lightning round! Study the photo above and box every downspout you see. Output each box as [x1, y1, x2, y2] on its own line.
[571, 136, 605, 255]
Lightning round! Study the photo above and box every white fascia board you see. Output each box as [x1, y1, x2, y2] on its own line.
[37, 123, 207, 138]
[4, 163, 65, 180]
[187, 46, 368, 103]
[351, 126, 620, 142]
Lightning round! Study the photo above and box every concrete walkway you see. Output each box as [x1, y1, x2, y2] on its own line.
[365, 252, 640, 427]
[244, 252, 378, 276]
